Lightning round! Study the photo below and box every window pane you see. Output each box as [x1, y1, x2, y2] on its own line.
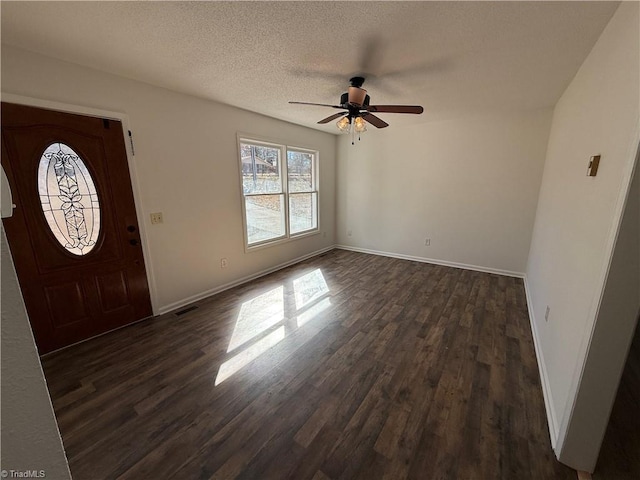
[287, 151, 313, 193]
[38, 142, 100, 256]
[246, 194, 285, 244]
[241, 143, 281, 194]
[290, 192, 317, 234]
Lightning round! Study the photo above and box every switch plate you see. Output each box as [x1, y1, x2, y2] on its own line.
[150, 212, 163, 224]
[220, 258, 228, 268]
[587, 155, 601, 177]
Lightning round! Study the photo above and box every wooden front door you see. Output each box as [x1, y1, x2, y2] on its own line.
[2, 103, 152, 354]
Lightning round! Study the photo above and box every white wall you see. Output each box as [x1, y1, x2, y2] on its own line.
[336, 109, 552, 275]
[561, 152, 639, 472]
[1, 228, 71, 479]
[525, 1, 639, 471]
[1, 45, 337, 313]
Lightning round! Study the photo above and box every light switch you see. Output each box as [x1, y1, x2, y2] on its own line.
[587, 155, 601, 177]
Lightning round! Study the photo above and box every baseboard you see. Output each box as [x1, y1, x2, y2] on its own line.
[161, 245, 524, 315]
[157, 245, 336, 315]
[335, 245, 525, 278]
[523, 275, 559, 449]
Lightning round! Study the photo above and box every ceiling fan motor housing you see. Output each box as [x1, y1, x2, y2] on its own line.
[341, 89, 370, 108]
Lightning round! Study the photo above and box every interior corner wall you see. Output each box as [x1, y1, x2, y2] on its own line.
[0, 45, 337, 313]
[1, 228, 72, 479]
[524, 1, 640, 471]
[336, 108, 552, 275]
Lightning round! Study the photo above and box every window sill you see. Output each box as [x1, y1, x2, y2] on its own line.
[245, 228, 321, 253]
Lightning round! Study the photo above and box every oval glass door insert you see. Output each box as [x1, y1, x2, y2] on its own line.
[38, 142, 100, 256]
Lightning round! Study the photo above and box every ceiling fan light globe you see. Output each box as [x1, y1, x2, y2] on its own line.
[353, 116, 367, 133]
[336, 116, 351, 133]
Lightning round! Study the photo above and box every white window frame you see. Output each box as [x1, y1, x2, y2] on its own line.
[237, 135, 320, 250]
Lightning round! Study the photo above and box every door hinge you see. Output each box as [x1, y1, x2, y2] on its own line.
[128, 130, 135, 156]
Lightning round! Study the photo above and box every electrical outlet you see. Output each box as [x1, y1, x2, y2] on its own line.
[150, 212, 163, 224]
[545, 306, 550, 322]
[220, 258, 228, 269]
[425, 238, 431, 246]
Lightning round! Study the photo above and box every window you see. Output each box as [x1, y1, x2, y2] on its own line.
[38, 142, 100, 256]
[287, 149, 317, 235]
[239, 138, 318, 247]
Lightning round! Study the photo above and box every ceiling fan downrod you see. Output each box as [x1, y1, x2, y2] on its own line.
[349, 76, 365, 88]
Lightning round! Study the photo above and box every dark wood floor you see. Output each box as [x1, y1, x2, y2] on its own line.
[41, 250, 575, 479]
[594, 318, 640, 480]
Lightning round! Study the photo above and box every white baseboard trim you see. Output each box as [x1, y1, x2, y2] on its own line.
[335, 245, 525, 278]
[157, 245, 336, 315]
[523, 275, 559, 449]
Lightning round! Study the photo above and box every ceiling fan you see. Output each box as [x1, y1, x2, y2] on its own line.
[289, 76, 424, 142]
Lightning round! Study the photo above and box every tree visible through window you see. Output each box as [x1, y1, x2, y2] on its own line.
[239, 139, 318, 247]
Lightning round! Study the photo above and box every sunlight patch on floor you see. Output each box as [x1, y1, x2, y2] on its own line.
[216, 268, 331, 385]
[297, 297, 332, 328]
[215, 326, 286, 385]
[227, 286, 284, 353]
[293, 268, 329, 310]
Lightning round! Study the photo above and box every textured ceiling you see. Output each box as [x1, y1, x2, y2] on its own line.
[1, 1, 620, 133]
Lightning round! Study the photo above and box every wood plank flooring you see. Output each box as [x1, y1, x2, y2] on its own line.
[41, 250, 576, 479]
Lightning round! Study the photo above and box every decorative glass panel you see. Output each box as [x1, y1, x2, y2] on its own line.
[240, 143, 282, 195]
[290, 192, 317, 234]
[38, 143, 100, 256]
[287, 151, 314, 193]
[245, 194, 285, 244]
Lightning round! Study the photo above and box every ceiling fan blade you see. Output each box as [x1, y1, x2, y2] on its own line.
[361, 113, 389, 129]
[365, 105, 424, 114]
[289, 101, 345, 109]
[318, 112, 347, 124]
